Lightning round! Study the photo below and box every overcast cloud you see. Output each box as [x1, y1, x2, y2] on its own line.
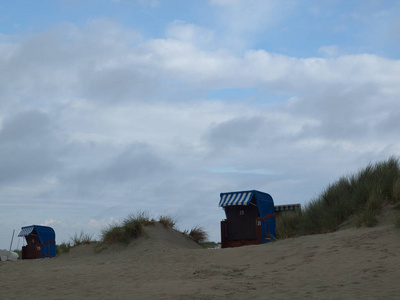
[1, 0, 400, 248]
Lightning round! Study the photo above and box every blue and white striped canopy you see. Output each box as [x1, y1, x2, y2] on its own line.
[219, 191, 254, 207]
[18, 226, 35, 237]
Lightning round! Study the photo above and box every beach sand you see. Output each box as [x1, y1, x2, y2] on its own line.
[1, 214, 400, 300]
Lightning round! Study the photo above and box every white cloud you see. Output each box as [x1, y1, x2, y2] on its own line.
[41, 219, 63, 227]
[88, 217, 119, 228]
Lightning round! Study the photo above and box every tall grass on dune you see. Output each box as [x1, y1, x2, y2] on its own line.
[277, 157, 400, 239]
[158, 214, 176, 228]
[101, 211, 155, 244]
[70, 231, 95, 246]
[276, 210, 302, 239]
[53, 211, 210, 251]
[100, 211, 210, 246]
[56, 231, 95, 255]
[183, 226, 209, 244]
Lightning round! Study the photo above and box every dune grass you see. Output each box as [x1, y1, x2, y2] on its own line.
[56, 231, 96, 255]
[70, 231, 96, 246]
[183, 226, 209, 244]
[276, 210, 303, 239]
[53, 210, 210, 251]
[100, 211, 155, 244]
[158, 214, 176, 229]
[100, 211, 210, 246]
[276, 157, 400, 239]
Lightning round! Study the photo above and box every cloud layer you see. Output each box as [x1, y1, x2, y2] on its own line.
[1, 1, 400, 247]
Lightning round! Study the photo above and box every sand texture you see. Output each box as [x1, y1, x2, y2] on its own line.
[1, 221, 400, 299]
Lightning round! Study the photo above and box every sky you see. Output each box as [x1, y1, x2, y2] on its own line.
[1, 0, 400, 249]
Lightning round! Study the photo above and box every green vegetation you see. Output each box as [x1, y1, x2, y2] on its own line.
[56, 242, 71, 255]
[100, 211, 210, 246]
[53, 211, 209, 250]
[200, 241, 220, 248]
[276, 157, 400, 239]
[100, 211, 154, 245]
[56, 231, 96, 255]
[276, 210, 302, 239]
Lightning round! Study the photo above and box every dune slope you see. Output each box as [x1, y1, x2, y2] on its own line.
[1, 220, 400, 299]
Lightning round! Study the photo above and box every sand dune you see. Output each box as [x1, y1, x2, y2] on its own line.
[1, 219, 400, 299]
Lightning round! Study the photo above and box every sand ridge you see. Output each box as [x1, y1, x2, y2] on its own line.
[1, 221, 400, 299]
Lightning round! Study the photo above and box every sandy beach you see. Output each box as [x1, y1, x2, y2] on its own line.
[1, 217, 400, 300]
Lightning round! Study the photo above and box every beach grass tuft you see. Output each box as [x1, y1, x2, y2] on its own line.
[100, 211, 155, 244]
[70, 231, 96, 246]
[183, 226, 209, 244]
[158, 214, 176, 228]
[277, 156, 400, 238]
[71, 210, 209, 247]
[56, 231, 95, 255]
[101, 224, 129, 244]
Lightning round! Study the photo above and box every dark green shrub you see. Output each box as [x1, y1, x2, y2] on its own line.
[56, 242, 71, 255]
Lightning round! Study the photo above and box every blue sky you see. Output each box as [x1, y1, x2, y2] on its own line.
[3, 0, 399, 57]
[1, 0, 400, 249]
